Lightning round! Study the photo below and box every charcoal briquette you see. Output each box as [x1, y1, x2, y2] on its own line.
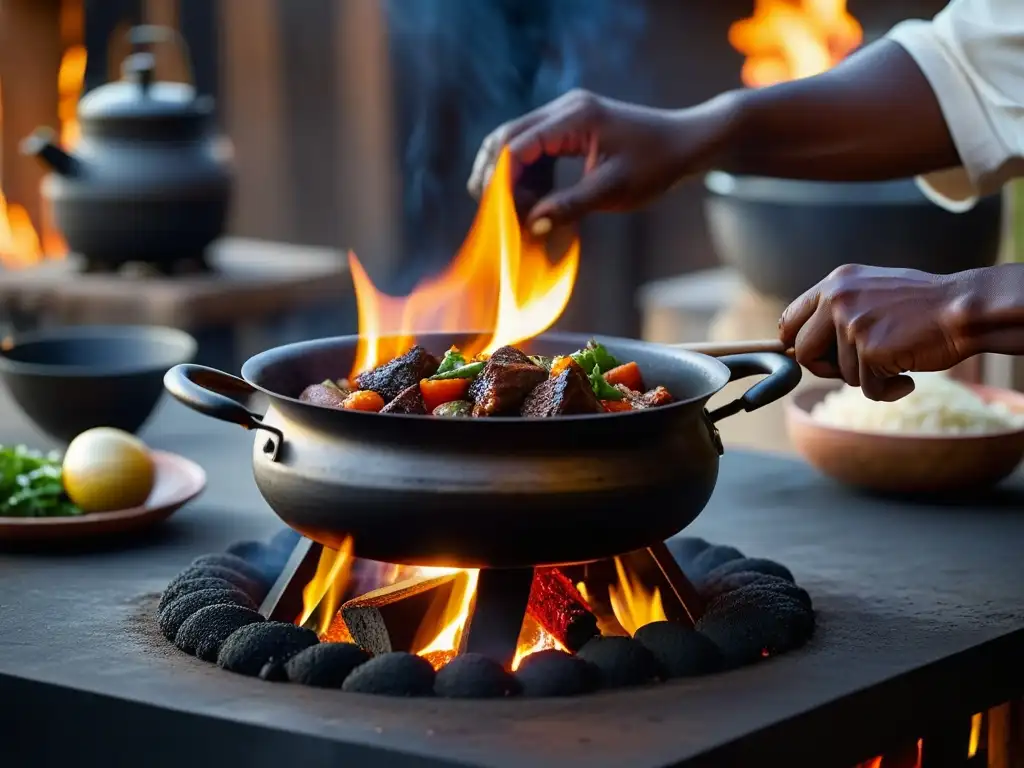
[285, 643, 371, 688]
[259, 660, 290, 682]
[702, 557, 795, 586]
[341, 652, 435, 696]
[686, 545, 745, 580]
[701, 572, 812, 611]
[514, 650, 598, 697]
[576, 636, 662, 689]
[174, 604, 265, 661]
[158, 576, 238, 613]
[158, 588, 256, 641]
[695, 584, 815, 668]
[217, 622, 319, 677]
[634, 621, 724, 677]
[664, 536, 712, 572]
[191, 553, 270, 589]
[434, 653, 519, 699]
[167, 565, 266, 603]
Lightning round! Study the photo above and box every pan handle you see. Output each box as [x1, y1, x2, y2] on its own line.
[706, 352, 802, 424]
[163, 364, 283, 444]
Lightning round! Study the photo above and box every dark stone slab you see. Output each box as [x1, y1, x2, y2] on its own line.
[1, 394, 1024, 767]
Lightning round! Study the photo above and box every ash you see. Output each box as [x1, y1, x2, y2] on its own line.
[153, 533, 815, 699]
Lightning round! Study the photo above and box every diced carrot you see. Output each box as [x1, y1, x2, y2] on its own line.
[341, 390, 385, 412]
[420, 377, 472, 413]
[550, 356, 581, 378]
[604, 361, 644, 392]
[601, 400, 633, 413]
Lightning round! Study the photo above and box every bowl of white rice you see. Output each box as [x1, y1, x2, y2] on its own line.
[786, 372, 1024, 494]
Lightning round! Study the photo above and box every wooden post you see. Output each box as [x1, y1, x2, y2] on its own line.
[0, 0, 63, 232]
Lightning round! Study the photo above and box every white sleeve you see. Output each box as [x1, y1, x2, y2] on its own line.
[886, 0, 1024, 212]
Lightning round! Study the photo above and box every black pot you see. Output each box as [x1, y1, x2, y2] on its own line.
[21, 26, 233, 270]
[163, 332, 800, 569]
[703, 172, 1003, 303]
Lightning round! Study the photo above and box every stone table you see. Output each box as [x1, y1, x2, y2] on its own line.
[0, 388, 1023, 767]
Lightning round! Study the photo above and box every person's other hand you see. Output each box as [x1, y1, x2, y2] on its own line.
[467, 89, 733, 235]
[778, 264, 974, 401]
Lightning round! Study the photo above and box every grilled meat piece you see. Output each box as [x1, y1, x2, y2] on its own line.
[299, 382, 350, 409]
[355, 346, 440, 403]
[615, 384, 676, 410]
[521, 359, 602, 417]
[379, 384, 428, 415]
[468, 346, 547, 416]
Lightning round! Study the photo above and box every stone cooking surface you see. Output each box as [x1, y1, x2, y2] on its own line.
[1, 399, 1024, 767]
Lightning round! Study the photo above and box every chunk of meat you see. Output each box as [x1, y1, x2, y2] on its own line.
[379, 384, 427, 415]
[614, 384, 676, 410]
[468, 346, 547, 417]
[521, 359, 602, 417]
[299, 383, 349, 410]
[355, 346, 440, 403]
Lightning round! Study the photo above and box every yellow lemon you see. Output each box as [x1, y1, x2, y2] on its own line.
[62, 428, 156, 513]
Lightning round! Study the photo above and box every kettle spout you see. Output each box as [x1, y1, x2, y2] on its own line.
[20, 128, 80, 177]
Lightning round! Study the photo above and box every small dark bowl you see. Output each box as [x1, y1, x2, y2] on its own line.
[0, 325, 197, 443]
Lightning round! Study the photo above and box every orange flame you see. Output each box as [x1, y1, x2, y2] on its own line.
[607, 557, 668, 636]
[347, 146, 580, 378]
[0, 19, 82, 268]
[729, 0, 863, 88]
[298, 538, 354, 637]
[511, 613, 567, 671]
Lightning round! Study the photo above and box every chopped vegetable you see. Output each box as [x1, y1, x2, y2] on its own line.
[435, 347, 467, 376]
[421, 377, 472, 413]
[433, 400, 473, 418]
[588, 365, 624, 401]
[549, 356, 575, 378]
[604, 362, 644, 393]
[601, 400, 633, 413]
[529, 355, 555, 372]
[342, 390, 386, 412]
[570, 339, 620, 375]
[0, 445, 80, 518]
[430, 361, 485, 381]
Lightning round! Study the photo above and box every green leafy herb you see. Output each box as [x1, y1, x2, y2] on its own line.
[571, 339, 620, 375]
[588, 365, 624, 401]
[430, 361, 485, 381]
[435, 348, 468, 376]
[0, 445, 80, 518]
[529, 355, 555, 372]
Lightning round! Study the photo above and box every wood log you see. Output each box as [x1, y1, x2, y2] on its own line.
[259, 536, 323, 622]
[989, 701, 1024, 768]
[528, 567, 599, 652]
[341, 573, 461, 656]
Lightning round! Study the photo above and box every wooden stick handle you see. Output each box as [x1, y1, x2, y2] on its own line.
[670, 339, 793, 358]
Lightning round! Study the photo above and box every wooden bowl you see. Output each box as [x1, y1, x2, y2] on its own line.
[786, 383, 1024, 495]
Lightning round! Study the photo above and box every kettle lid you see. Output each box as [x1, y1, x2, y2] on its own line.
[78, 51, 213, 122]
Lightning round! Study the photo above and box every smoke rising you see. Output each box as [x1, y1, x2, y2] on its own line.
[383, 0, 646, 293]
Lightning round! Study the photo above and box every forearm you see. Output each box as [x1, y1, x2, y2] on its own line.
[957, 265, 1024, 357]
[709, 39, 959, 182]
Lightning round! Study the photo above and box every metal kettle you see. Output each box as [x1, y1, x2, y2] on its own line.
[22, 25, 234, 271]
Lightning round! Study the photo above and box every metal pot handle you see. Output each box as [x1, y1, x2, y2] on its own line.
[163, 364, 283, 445]
[706, 352, 802, 424]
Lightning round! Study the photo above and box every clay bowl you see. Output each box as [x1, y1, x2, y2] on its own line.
[0, 325, 197, 444]
[786, 383, 1024, 495]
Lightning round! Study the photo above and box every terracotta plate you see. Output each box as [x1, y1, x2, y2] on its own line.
[0, 450, 206, 542]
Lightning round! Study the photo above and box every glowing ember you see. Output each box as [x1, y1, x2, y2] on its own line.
[511, 613, 567, 671]
[298, 538, 354, 636]
[729, 0, 862, 88]
[347, 146, 580, 379]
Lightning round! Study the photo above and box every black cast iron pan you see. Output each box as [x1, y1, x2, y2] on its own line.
[164, 333, 800, 568]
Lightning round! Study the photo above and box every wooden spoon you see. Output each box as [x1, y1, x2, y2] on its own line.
[669, 339, 794, 358]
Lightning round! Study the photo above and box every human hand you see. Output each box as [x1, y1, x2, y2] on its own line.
[778, 264, 975, 401]
[467, 89, 735, 235]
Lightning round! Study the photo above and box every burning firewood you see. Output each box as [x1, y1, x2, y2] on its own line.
[528, 568, 599, 652]
[340, 573, 461, 656]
